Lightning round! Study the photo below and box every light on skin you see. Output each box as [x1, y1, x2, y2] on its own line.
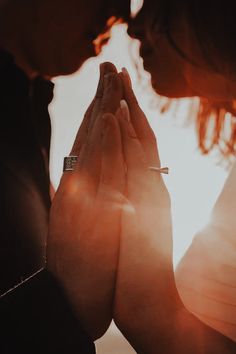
[49, 28, 232, 353]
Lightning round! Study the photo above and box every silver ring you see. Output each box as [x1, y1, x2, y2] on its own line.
[63, 156, 78, 172]
[148, 166, 169, 174]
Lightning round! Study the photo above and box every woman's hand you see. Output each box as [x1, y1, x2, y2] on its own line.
[47, 63, 124, 340]
[113, 71, 236, 354]
[113, 72, 181, 351]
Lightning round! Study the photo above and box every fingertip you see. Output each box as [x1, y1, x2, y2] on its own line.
[121, 67, 132, 88]
[101, 62, 118, 74]
[121, 73, 138, 109]
[118, 104, 137, 140]
[120, 99, 130, 122]
[102, 73, 123, 115]
[96, 63, 118, 98]
[103, 72, 123, 96]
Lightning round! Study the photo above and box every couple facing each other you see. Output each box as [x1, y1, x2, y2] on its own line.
[1, 0, 236, 353]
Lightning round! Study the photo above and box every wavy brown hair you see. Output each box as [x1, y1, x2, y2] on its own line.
[139, 0, 236, 157]
[197, 99, 236, 157]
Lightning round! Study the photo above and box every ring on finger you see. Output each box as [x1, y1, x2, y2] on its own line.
[63, 156, 78, 172]
[148, 166, 169, 174]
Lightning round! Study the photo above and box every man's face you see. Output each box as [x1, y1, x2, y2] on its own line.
[20, 0, 130, 77]
[128, 3, 236, 102]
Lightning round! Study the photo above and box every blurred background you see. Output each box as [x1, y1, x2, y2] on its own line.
[49, 1, 233, 352]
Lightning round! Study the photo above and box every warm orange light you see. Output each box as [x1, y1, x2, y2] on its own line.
[93, 16, 123, 55]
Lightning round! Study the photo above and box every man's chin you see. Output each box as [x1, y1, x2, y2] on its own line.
[40, 57, 92, 79]
[44, 63, 82, 79]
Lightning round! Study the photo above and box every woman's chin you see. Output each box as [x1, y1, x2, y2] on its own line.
[151, 79, 197, 99]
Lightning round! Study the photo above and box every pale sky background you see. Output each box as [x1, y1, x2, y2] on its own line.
[49, 17, 233, 354]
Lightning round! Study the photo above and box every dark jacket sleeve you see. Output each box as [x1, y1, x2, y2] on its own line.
[0, 269, 95, 354]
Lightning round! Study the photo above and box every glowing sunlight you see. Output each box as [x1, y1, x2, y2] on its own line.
[49, 23, 230, 354]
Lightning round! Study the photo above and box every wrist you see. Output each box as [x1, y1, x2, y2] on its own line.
[114, 277, 183, 351]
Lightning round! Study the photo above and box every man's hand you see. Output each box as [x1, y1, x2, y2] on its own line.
[47, 63, 124, 340]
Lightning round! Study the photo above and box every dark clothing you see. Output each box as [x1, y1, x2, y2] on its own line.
[0, 49, 95, 353]
[1, 270, 95, 354]
[0, 51, 51, 293]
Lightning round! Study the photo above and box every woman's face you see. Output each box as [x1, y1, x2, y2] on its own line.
[128, 4, 236, 102]
[7, 0, 130, 77]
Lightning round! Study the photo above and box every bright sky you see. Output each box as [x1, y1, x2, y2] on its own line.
[49, 23, 230, 354]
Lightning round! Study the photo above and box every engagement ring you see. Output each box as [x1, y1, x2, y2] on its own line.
[148, 166, 169, 174]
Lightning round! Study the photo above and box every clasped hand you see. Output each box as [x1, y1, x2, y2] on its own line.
[47, 63, 177, 347]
